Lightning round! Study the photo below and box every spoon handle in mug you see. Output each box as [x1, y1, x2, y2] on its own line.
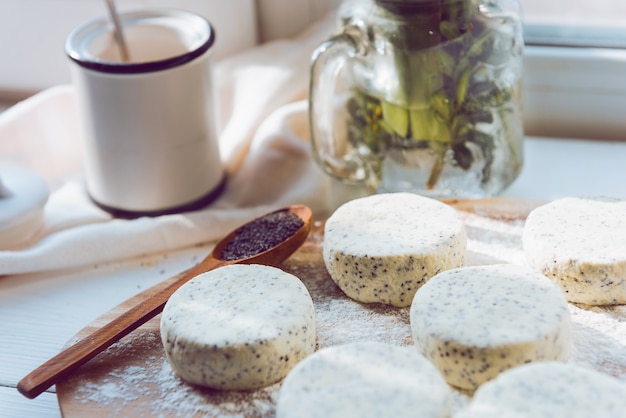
[104, 0, 130, 62]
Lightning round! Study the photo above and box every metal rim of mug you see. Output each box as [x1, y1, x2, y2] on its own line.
[65, 8, 215, 74]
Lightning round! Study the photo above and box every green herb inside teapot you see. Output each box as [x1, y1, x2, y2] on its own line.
[310, 0, 524, 198]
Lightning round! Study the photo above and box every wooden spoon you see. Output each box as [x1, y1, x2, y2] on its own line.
[17, 205, 313, 399]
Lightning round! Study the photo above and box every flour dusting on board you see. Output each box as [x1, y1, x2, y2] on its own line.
[61, 209, 626, 417]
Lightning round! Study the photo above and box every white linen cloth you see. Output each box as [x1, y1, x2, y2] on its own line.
[0, 14, 362, 275]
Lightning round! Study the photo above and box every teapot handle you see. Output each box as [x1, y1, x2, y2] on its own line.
[309, 26, 371, 186]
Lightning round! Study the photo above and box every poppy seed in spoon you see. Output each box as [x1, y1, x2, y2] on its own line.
[220, 210, 304, 260]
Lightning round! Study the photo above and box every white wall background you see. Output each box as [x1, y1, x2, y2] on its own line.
[256, 0, 340, 42]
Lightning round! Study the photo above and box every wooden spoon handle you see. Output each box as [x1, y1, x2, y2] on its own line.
[17, 257, 224, 399]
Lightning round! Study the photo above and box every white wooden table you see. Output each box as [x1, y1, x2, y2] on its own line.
[1, 136, 626, 418]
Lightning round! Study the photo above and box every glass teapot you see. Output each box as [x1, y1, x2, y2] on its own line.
[309, 0, 524, 198]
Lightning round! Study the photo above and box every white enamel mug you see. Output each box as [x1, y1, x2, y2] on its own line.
[66, 9, 225, 218]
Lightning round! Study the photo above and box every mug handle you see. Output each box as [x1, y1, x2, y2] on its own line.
[309, 25, 371, 186]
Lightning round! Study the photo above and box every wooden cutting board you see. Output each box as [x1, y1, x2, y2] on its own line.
[56, 198, 626, 417]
